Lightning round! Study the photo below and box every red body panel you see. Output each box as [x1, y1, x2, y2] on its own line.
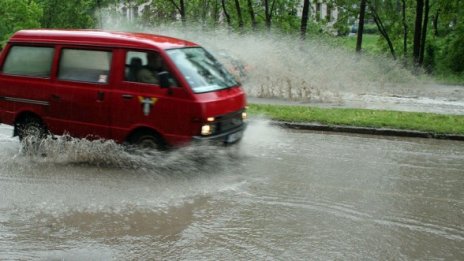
[196, 87, 247, 117]
[9, 30, 197, 50]
[0, 30, 246, 146]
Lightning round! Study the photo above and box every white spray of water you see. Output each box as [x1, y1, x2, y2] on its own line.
[12, 134, 244, 175]
[99, 17, 431, 102]
[1, 130, 251, 215]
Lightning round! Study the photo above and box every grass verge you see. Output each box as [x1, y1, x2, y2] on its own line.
[338, 34, 381, 52]
[248, 103, 464, 135]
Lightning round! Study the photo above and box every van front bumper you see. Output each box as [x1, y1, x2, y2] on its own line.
[193, 124, 246, 144]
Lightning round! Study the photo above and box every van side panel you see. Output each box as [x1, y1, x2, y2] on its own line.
[108, 49, 200, 146]
[45, 46, 113, 139]
[0, 44, 54, 128]
[109, 79, 199, 145]
[46, 81, 111, 139]
[0, 75, 54, 128]
[0, 45, 55, 128]
[109, 89, 200, 146]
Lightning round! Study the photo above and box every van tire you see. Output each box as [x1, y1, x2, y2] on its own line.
[128, 130, 166, 151]
[16, 117, 47, 141]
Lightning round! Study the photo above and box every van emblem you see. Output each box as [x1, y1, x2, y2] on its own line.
[138, 96, 158, 116]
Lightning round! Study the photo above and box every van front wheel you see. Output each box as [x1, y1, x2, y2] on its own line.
[128, 130, 166, 151]
[16, 117, 47, 141]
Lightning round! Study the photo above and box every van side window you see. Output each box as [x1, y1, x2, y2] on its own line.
[1, 46, 54, 78]
[58, 49, 112, 84]
[125, 51, 147, 82]
[125, 51, 178, 86]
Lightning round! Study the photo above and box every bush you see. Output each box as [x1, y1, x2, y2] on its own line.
[439, 25, 464, 74]
[447, 38, 464, 73]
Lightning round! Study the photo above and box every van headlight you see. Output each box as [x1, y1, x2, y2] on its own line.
[201, 117, 216, 136]
[201, 124, 213, 136]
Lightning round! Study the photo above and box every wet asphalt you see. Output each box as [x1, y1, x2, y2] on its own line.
[1, 121, 463, 260]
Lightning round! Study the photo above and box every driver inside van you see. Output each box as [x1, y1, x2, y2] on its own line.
[137, 52, 164, 84]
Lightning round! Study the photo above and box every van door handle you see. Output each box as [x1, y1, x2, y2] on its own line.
[122, 94, 133, 100]
[51, 94, 60, 101]
[97, 91, 105, 102]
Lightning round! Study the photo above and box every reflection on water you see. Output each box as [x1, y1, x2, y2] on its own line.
[1, 121, 463, 260]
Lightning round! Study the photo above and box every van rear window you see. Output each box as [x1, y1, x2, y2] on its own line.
[58, 49, 112, 84]
[1, 46, 54, 78]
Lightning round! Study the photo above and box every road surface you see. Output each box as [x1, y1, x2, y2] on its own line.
[0, 121, 463, 260]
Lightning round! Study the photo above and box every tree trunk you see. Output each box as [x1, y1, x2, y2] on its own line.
[234, 0, 244, 28]
[179, 0, 186, 25]
[356, 0, 367, 52]
[419, 0, 429, 66]
[401, 0, 408, 57]
[169, 0, 186, 25]
[264, 0, 275, 31]
[413, 0, 424, 65]
[264, 0, 271, 30]
[370, 2, 397, 60]
[201, 0, 208, 25]
[247, 0, 257, 30]
[433, 8, 440, 36]
[221, 0, 231, 27]
[300, 0, 310, 40]
[212, 0, 220, 25]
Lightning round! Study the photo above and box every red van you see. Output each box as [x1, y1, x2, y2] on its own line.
[0, 30, 247, 149]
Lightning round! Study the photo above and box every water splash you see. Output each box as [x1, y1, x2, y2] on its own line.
[100, 17, 426, 101]
[13, 134, 244, 175]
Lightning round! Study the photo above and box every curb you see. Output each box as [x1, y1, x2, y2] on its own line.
[271, 121, 464, 141]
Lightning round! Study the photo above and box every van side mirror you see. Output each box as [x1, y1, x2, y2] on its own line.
[158, 71, 170, 89]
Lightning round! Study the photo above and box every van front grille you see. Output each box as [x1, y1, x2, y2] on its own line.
[215, 110, 244, 133]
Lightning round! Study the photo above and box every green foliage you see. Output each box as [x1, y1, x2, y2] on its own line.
[0, 0, 463, 81]
[333, 0, 464, 81]
[0, 0, 115, 47]
[432, 32, 464, 76]
[338, 34, 384, 54]
[36, 0, 103, 29]
[443, 26, 464, 74]
[333, 19, 350, 36]
[0, 0, 42, 47]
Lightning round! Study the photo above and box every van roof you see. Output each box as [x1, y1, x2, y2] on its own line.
[9, 29, 198, 50]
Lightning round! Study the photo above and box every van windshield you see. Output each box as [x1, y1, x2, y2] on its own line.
[166, 47, 238, 93]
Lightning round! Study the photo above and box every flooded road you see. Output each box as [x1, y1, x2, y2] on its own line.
[1, 121, 463, 260]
